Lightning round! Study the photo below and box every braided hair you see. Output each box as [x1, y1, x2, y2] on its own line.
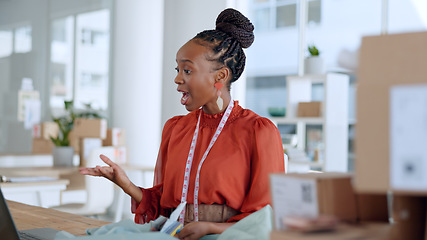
[192, 8, 255, 89]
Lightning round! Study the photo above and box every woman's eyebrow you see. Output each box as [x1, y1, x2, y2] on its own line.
[178, 59, 194, 64]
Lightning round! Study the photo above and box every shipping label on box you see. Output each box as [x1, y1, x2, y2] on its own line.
[103, 128, 126, 146]
[32, 124, 41, 138]
[114, 146, 127, 164]
[34, 122, 59, 140]
[390, 84, 427, 191]
[270, 174, 319, 230]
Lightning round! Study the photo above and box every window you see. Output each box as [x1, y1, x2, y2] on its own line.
[246, 0, 382, 117]
[246, 76, 287, 117]
[0, 25, 32, 58]
[388, 0, 427, 34]
[0, 30, 12, 58]
[50, 9, 110, 111]
[252, 0, 321, 31]
[14, 25, 32, 53]
[74, 9, 110, 110]
[50, 17, 75, 108]
[276, 3, 297, 28]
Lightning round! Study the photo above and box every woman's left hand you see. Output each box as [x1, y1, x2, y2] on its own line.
[175, 222, 234, 240]
[175, 222, 212, 240]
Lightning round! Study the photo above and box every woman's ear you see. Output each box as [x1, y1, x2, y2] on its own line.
[216, 67, 231, 85]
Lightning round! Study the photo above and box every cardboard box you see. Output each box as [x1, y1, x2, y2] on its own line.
[270, 172, 358, 231]
[390, 195, 427, 240]
[354, 31, 427, 194]
[32, 138, 54, 154]
[73, 118, 107, 139]
[103, 128, 126, 146]
[33, 122, 59, 140]
[270, 172, 389, 231]
[297, 101, 322, 117]
[270, 223, 391, 240]
[79, 138, 103, 167]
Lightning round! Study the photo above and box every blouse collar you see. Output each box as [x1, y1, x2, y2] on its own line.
[199, 101, 242, 128]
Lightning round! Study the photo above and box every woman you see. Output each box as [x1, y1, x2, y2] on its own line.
[80, 8, 285, 240]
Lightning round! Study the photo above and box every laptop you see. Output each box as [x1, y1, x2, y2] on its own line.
[0, 187, 60, 240]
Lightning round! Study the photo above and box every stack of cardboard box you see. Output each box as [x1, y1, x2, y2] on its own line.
[270, 31, 427, 239]
[74, 118, 127, 166]
[31, 122, 58, 154]
[73, 118, 107, 167]
[269, 173, 390, 239]
[102, 128, 127, 165]
[31, 118, 127, 167]
[354, 31, 427, 240]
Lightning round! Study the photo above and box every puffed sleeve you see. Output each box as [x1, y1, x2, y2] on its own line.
[131, 116, 183, 224]
[227, 117, 285, 222]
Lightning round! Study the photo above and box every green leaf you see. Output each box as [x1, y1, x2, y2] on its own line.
[308, 45, 320, 56]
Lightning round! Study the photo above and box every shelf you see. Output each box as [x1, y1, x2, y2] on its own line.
[281, 73, 350, 172]
[270, 117, 324, 125]
[288, 160, 324, 168]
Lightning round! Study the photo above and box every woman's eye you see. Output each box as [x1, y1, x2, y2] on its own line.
[184, 69, 191, 74]
[175, 67, 179, 73]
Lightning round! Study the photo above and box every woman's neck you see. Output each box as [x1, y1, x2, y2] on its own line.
[202, 94, 231, 115]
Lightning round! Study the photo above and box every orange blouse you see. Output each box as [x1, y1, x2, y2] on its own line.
[131, 102, 285, 223]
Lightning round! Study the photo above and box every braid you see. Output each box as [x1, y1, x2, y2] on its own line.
[192, 8, 254, 88]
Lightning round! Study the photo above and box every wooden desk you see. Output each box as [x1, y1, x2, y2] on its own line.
[1, 179, 70, 207]
[1, 165, 155, 221]
[8, 200, 110, 236]
[0, 179, 70, 193]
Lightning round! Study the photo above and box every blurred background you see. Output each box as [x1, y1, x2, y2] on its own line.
[0, 0, 426, 221]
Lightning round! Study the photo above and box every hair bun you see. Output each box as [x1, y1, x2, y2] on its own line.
[215, 8, 254, 48]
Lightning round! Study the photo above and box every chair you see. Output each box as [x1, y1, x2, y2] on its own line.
[52, 147, 115, 217]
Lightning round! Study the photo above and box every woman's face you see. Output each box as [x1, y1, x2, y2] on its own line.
[175, 40, 221, 113]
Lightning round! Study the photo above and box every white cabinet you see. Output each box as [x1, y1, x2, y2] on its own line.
[270, 73, 350, 172]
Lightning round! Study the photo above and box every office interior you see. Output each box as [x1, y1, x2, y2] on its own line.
[1, 0, 427, 238]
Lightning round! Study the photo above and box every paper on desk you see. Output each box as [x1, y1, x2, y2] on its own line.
[390, 84, 427, 190]
[160, 201, 186, 233]
[270, 175, 318, 230]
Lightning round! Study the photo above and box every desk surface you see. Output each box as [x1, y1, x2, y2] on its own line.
[8, 200, 110, 236]
[0, 179, 70, 188]
[0, 166, 78, 178]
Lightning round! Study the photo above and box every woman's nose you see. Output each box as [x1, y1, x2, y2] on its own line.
[174, 73, 183, 85]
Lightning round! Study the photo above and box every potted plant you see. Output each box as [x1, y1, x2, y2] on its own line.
[50, 100, 76, 166]
[304, 44, 325, 75]
[50, 101, 104, 166]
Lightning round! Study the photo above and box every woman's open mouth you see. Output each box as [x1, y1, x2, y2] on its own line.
[178, 90, 189, 105]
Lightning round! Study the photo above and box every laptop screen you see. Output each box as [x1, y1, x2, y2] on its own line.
[0, 187, 20, 240]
